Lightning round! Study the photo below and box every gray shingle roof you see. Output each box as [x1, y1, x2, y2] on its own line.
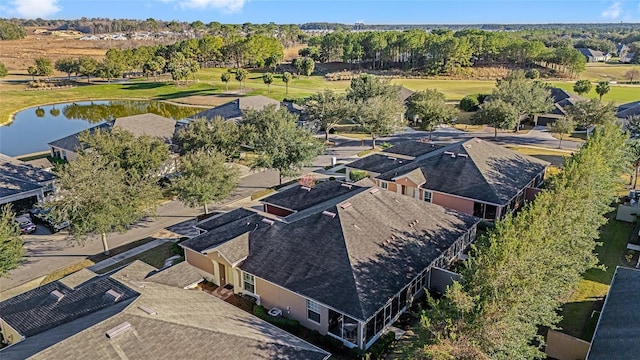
[184, 185, 479, 322]
[587, 267, 640, 360]
[0, 174, 42, 199]
[112, 113, 177, 141]
[47, 122, 111, 152]
[0, 277, 138, 338]
[616, 104, 640, 119]
[27, 273, 330, 360]
[347, 154, 412, 175]
[0, 154, 56, 184]
[58, 268, 97, 290]
[190, 95, 281, 122]
[182, 209, 260, 253]
[577, 47, 608, 58]
[382, 141, 444, 158]
[262, 181, 362, 212]
[196, 208, 258, 232]
[399, 87, 415, 102]
[618, 101, 640, 113]
[377, 138, 548, 205]
[145, 261, 203, 288]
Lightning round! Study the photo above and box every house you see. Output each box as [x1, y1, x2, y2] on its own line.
[189, 95, 305, 124]
[535, 88, 585, 126]
[347, 139, 548, 221]
[616, 44, 635, 63]
[0, 153, 56, 210]
[586, 267, 640, 360]
[576, 48, 612, 63]
[181, 180, 480, 350]
[616, 100, 640, 120]
[48, 113, 180, 162]
[0, 261, 330, 360]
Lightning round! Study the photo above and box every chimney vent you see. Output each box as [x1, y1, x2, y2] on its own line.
[261, 218, 275, 226]
[457, 153, 469, 158]
[138, 305, 157, 315]
[322, 210, 337, 218]
[340, 202, 352, 209]
[105, 289, 123, 302]
[106, 322, 132, 339]
[443, 151, 454, 156]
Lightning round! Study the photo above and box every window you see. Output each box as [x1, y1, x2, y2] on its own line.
[61, 150, 67, 160]
[424, 191, 432, 203]
[243, 272, 255, 293]
[307, 300, 321, 323]
[380, 181, 388, 189]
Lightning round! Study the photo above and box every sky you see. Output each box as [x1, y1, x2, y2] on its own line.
[1, 0, 640, 24]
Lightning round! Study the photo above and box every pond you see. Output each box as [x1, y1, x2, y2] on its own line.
[0, 100, 203, 157]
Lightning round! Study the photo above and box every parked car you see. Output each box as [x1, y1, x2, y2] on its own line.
[29, 208, 70, 233]
[15, 214, 36, 234]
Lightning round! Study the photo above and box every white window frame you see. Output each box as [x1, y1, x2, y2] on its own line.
[380, 181, 388, 189]
[243, 272, 255, 294]
[423, 190, 433, 203]
[307, 299, 321, 324]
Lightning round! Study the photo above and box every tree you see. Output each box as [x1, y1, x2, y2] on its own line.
[626, 115, 640, 138]
[291, 58, 303, 75]
[174, 117, 241, 159]
[235, 68, 247, 90]
[627, 139, 640, 189]
[27, 66, 37, 81]
[46, 151, 161, 254]
[262, 72, 274, 93]
[473, 99, 519, 138]
[0, 62, 7, 78]
[220, 71, 231, 91]
[34, 57, 53, 79]
[595, 81, 610, 101]
[0, 205, 24, 277]
[460, 94, 482, 112]
[142, 56, 166, 82]
[566, 99, 617, 136]
[301, 57, 315, 76]
[491, 70, 553, 131]
[77, 56, 98, 83]
[406, 89, 457, 140]
[354, 96, 405, 148]
[241, 104, 324, 184]
[573, 79, 592, 96]
[172, 151, 239, 214]
[167, 52, 199, 84]
[282, 71, 292, 94]
[625, 69, 640, 84]
[265, 54, 279, 72]
[304, 90, 352, 141]
[55, 58, 79, 79]
[347, 73, 401, 102]
[547, 117, 576, 148]
[96, 58, 123, 83]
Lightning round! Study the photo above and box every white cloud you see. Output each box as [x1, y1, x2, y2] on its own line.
[602, 1, 622, 19]
[178, 0, 246, 13]
[11, 0, 61, 19]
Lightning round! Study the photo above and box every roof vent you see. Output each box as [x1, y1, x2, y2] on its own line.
[261, 218, 275, 226]
[341, 183, 353, 189]
[387, 156, 397, 160]
[457, 154, 469, 158]
[129, 280, 145, 288]
[475, 139, 481, 143]
[138, 305, 157, 315]
[340, 202, 352, 209]
[106, 322, 132, 339]
[105, 289, 123, 302]
[322, 210, 337, 218]
[369, 188, 380, 194]
[353, 224, 361, 230]
[50, 290, 65, 302]
[300, 186, 312, 191]
[450, 153, 456, 158]
[443, 151, 454, 156]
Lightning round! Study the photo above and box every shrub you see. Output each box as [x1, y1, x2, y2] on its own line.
[460, 95, 480, 112]
[253, 305, 300, 333]
[364, 331, 396, 360]
[380, 142, 393, 149]
[349, 169, 369, 182]
[525, 69, 540, 79]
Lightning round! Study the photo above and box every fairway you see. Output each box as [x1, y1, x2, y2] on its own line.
[581, 62, 640, 82]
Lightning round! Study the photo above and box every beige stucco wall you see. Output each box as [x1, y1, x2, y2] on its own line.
[545, 329, 590, 360]
[254, 277, 329, 334]
[51, 146, 78, 161]
[184, 249, 215, 280]
[0, 319, 23, 345]
[432, 192, 475, 215]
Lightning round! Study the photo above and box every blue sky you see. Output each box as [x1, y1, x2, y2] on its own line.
[2, 0, 640, 24]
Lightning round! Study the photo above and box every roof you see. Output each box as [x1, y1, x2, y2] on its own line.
[348, 142, 445, 175]
[196, 208, 258, 232]
[261, 181, 363, 212]
[12, 264, 329, 360]
[399, 87, 415, 102]
[145, 261, 203, 288]
[0, 154, 56, 184]
[0, 174, 43, 199]
[576, 47, 608, 58]
[586, 267, 640, 360]
[47, 122, 111, 152]
[617, 105, 640, 119]
[190, 95, 281, 123]
[182, 209, 260, 253]
[0, 277, 138, 338]
[383, 141, 444, 158]
[183, 185, 479, 321]
[58, 268, 97, 289]
[618, 101, 640, 113]
[377, 138, 549, 205]
[112, 113, 177, 141]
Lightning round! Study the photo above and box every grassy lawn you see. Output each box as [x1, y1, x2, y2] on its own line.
[581, 63, 640, 82]
[558, 215, 632, 341]
[551, 81, 640, 105]
[505, 145, 571, 167]
[93, 242, 177, 274]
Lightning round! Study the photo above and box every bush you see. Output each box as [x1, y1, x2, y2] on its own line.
[364, 331, 396, 360]
[525, 69, 540, 79]
[349, 169, 369, 182]
[380, 142, 393, 149]
[253, 305, 300, 333]
[460, 95, 480, 112]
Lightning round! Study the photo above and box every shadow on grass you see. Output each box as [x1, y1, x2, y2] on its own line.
[530, 154, 566, 167]
[88, 237, 156, 264]
[558, 298, 604, 341]
[153, 88, 220, 100]
[121, 82, 166, 91]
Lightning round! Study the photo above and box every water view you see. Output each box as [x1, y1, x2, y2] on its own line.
[0, 100, 202, 157]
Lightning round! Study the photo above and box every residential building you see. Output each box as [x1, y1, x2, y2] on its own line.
[181, 180, 480, 350]
[616, 100, 640, 120]
[0, 153, 56, 210]
[347, 139, 548, 221]
[189, 95, 305, 124]
[576, 48, 612, 63]
[616, 44, 634, 64]
[0, 261, 330, 360]
[586, 267, 640, 360]
[535, 87, 585, 126]
[48, 113, 180, 161]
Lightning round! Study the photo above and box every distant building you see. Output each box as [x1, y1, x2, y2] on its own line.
[188, 95, 304, 124]
[576, 48, 612, 63]
[535, 87, 585, 126]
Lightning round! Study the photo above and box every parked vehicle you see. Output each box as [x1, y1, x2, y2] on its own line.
[29, 208, 70, 233]
[15, 214, 36, 234]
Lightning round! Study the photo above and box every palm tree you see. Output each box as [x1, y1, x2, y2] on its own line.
[235, 68, 247, 91]
[262, 72, 274, 93]
[282, 72, 292, 94]
[595, 81, 610, 101]
[220, 72, 231, 91]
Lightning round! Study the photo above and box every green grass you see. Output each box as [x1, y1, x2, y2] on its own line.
[551, 81, 640, 105]
[94, 242, 176, 274]
[581, 63, 640, 82]
[558, 215, 632, 340]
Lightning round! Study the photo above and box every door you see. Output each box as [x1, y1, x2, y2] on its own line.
[218, 263, 226, 285]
